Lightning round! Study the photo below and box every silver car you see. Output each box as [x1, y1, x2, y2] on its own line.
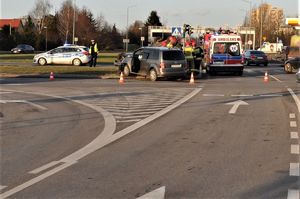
[33, 45, 90, 66]
[296, 68, 300, 82]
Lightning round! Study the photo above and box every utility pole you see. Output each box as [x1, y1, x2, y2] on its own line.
[72, 0, 76, 45]
[44, 26, 47, 51]
[125, 5, 136, 52]
[259, 0, 263, 48]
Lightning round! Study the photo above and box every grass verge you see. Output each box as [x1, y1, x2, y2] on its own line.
[0, 65, 119, 77]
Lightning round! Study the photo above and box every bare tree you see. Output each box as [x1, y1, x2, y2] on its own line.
[57, 0, 75, 43]
[30, 0, 52, 34]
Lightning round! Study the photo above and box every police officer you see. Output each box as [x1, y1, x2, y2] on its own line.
[89, 39, 99, 67]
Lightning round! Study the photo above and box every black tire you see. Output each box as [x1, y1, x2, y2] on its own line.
[238, 70, 243, 76]
[245, 60, 249, 66]
[264, 63, 268, 66]
[149, 69, 158, 81]
[73, 58, 82, 66]
[123, 65, 130, 76]
[284, 63, 293, 73]
[38, 58, 47, 66]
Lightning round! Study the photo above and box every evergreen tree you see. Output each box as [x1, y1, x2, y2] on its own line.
[145, 11, 162, 26]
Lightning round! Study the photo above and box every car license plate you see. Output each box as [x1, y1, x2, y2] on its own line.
[213, 61, 224, 65]
[257, 57, 263, 59]
[171, 64, 182, 68]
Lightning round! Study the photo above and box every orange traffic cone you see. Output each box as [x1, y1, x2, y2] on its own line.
[263, 71, 269, 82]
[50, 72, 54, 80]
[189, 72, 195, 84]
[119, 72, 124, 84]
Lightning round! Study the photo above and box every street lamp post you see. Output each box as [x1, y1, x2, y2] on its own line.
[72, 0, 76, 45]
[126, 5, 136, 52]
[44, 26, 47, 51]
[242, 0, 252, 49]
[139, 27, 143, 47]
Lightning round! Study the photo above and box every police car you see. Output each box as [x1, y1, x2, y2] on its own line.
[33, 45, 91, 66]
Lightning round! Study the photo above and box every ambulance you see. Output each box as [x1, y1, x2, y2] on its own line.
[204, 34, 244, 75]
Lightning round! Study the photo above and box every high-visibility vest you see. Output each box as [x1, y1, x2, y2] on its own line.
[184, 46, 194, 60]
[89, 43, 99, 54]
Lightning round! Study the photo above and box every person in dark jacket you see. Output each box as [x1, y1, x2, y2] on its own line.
[89, 39, 99, 67]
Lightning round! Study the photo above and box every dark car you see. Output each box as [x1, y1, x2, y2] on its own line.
[243, 50, 268, 66]
[120, 47, 187, 81]
[114, 52, 133, 66]
[284, 56, 300, 73]
[11, 44, 34, 54]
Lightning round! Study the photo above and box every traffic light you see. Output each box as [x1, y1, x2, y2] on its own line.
[183, 24, 193, 38]
[188, 27, 194, 35]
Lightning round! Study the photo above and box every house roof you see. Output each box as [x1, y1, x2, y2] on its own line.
[0, 19, 22, 29]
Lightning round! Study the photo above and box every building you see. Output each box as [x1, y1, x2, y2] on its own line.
[0, 18, 23, 33]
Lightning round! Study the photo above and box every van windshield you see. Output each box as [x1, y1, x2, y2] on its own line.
[213, 42, 240, 56]
[163, 51, 185, 60]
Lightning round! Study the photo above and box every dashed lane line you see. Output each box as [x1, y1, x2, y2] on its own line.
[287, 189, 299, 199]
[291, 132, 299, 139]
[288, 88, 300, 113]
[289, 163, 300, 176]
[291, 145, 300, 154]
[270, 75, 283, 83]
[290, 121, 297, 128]
[290, 113, 296, 119]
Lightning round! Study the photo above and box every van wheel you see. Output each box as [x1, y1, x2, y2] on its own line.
[38, 58, 46, 66]
[245, 60, 249, 66]
[73, 58, 82, 66]
[149, 69, 158, 81]
[123, 65, 130, 76]
[284, 63, 293, 73]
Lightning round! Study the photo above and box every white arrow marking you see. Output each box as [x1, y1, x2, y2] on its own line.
[0, 100, 47, 110]
[226, 100, 249, 114]
[137, 186, 165, 199]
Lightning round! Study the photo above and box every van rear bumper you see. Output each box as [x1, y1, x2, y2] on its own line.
[208, 64, 244, 72]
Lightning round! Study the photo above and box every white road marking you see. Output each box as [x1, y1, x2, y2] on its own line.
[0, 92, 12, 94]
[116, 119, 141, 123]
[29, 161, 60, 174]
[226, 100, 249, 114]
[259, 94, 283, 97]
[231, 94, 254, 97]
[203, 94, 225, 97]
[289, 163, 300, 176]
[0, 90, 116, 199]
[289, 113, 296, 119]
[113, 111, 156, 116]
[137, 186, 165, 199]
[115, 115, 151, 120]
[270, 75, 283, 83]
[291, 132, 299, 139]
[0, 100, 48, 110]
[288, 88, 300, 114]
[290, 121, 297, 128]
[287, 189, 299, 199]
[291, 145, 299, 154]
[0, 185, 7, 191]
[1, 88, 201, 198]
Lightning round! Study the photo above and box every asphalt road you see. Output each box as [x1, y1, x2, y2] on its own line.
[0, 64, 299, 199]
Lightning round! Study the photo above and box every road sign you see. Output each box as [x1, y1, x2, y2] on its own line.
[141, 37, 145, 41]
[172, 27, 182, 36]
[248, 40, 253, 45]
[74, 37, 78, 42]
[263, 36, 266, 41]
[123, 39, 130, 43]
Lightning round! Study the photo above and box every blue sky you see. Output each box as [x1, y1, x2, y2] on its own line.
[1, 0, 299, 30]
